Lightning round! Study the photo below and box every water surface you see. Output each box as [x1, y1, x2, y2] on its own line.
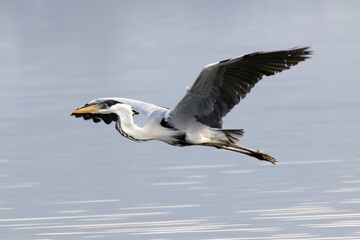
[1, 1, 360, 239]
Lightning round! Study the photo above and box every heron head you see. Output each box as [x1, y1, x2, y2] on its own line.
[71, 98, 124, 124]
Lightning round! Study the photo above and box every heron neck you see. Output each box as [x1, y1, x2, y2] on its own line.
[116, 114, 150, 141]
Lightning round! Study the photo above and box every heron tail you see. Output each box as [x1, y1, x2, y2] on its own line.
[220, 129, 244, 143]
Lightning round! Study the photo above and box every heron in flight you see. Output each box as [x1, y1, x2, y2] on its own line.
[72, 47, 311, 164]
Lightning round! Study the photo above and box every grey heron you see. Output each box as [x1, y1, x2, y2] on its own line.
[71, 47, 311, 164]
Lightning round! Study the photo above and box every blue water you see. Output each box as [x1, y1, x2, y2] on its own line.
[1, 1, 360, 239]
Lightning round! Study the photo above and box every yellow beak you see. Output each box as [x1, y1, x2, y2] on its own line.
[72, 105, 100, 114]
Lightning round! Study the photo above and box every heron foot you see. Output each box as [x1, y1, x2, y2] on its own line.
[255, 150, 277, 164]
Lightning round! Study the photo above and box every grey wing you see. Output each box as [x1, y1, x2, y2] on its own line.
[168, 47, 311, 129]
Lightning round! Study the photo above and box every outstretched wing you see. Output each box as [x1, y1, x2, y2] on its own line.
[168, 47, 311, 129]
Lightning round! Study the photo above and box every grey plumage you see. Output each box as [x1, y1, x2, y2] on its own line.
[168, 47, 311, 129]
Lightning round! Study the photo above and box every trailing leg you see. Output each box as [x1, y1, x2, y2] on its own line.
[221, 144, 277, 164]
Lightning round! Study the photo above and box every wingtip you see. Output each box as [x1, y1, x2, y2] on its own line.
[291, 46, 313, 56]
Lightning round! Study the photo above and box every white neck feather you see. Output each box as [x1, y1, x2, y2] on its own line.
[112, 104, 151, 141]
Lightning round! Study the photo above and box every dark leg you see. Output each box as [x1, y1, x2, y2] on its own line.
[222, 145, 277, 164]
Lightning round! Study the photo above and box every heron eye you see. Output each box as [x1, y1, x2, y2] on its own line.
[100, 103, 108, 109]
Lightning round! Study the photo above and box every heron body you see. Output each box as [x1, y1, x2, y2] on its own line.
[72, 47, 311, 164]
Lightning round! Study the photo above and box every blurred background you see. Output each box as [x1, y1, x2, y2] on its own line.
[1, 1, 359, 239]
